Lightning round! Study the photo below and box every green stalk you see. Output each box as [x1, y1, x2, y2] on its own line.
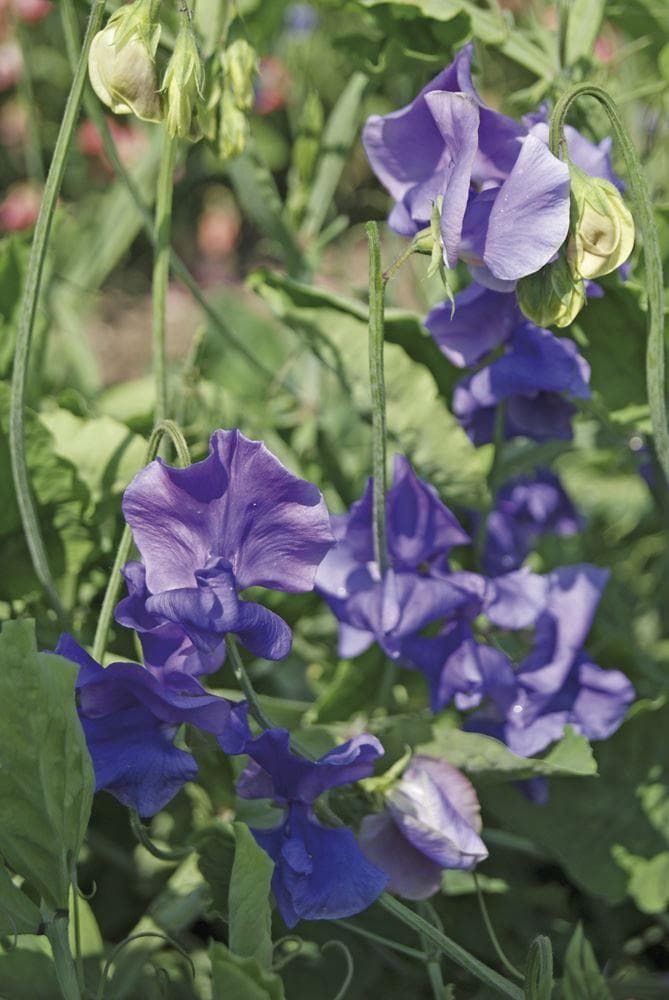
[44, 911, 81, 1000]
[152, 130, 178, 424]
[473, 873, 524, 982]
[225, 635, 276, 732]
[92, 420, 190, 662]
[549, 85, 668, 488]
[379, 895, 524, 1000]
[9, 0, 107, 619]
[366, 221, 388, 573]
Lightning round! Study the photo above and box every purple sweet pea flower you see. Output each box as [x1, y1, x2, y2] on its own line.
[483, 469, 582, 576]
[237, 728, 388, 926]
[56, 635, 250, 816]
[362, 44, 570, 288]
[359, 756, 488, 899]
[523, 106, 624, 192]
[452, 322, 591, 445]
[425, 283, 521, 368]
[118, 429, 334, 675]
[467, 564, 635, 757]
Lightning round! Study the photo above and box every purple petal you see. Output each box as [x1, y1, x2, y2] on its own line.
[527, 120, 624, 191]
[387, 454, 469, 565]
[426, 282, 520, 368]
[484, 569, 548, 629]
[482, 135, 570, 281]
[358, 810, 443, 900]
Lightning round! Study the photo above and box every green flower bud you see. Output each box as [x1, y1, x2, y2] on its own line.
[222, 39, 257, 111]
[516, 252, 586, 329]
[568, 164, 635, 280]
[162, 20, 204, 140]
[88, 0, 161, 123]
[218, 91, 249, 161]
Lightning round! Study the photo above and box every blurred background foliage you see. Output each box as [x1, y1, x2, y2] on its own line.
[1, 0, 669, 995]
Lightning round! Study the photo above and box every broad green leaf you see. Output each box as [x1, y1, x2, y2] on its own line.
[196, 820, 237, 919]
[0, 868, 42, 937]
[229, 822, 274, 969]
[612, 847, 669, 914]
[524, 935, 553, 1000]
[67, 890, 103, 959]
[419, 722, 597, 783]
[562, 924, 612, 1000]
[0, 619, 94, 910]
[210, 942, 285, 1000]
[483, 702, 669, 905]
[565, 0, 606, 65]
[0, 937, 59, 999]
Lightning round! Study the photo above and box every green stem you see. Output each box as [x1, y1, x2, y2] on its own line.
[129, 809, 191, 861]
[225, 635, 276, 731]
[92, 420, 190, 662]
[44, 911, 81, 1000]
[473, 873, 524, 982]
[15, 19, 45, 183]
[379, 894, 524, 1000]
[366, 221, 388, 573]
[418, 901, 447, 1000]
[70, 865, 84, 992]
[152, 130, 178, 425]
[336, 920, 427, 961]
[549, 84, 668, 488]
[382, 240, 418, 284]
[9, 0, 107, 620]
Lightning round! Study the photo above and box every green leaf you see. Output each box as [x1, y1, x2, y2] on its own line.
[524, 935, 553, 1000]
[561, 924, 612, 1000]
[0, 619, 93, 910]
[419, 722, 597, 783]
[565, 0, 606, 65]
[611, 847, 669, 914]
[0, 867, 43, 937]
[210, 942, 285, 1000]
[0, 937, 59, 999]
[228, 822, 274, 969]
[307, 648, 388, 723]
[195, 820, 236, 919]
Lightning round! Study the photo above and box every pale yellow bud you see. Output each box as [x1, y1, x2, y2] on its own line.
[516, 253, 586, 329]
[222, 39, 257, 110]
[88, 7, 161, 123]
[162, 21, 204, 139]
[568, 165, 635, 280]
[218, 91, 248, 161]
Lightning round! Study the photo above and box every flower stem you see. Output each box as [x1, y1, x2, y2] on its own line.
[9, 0, 107, 620]
[92, 420, 190, 662]
[382, 240, 418, 284]
[366, 221, 388, 573]
[378, 894, 524, 1000]
[43, 911, 81, 1000]
[473, 873, 524, 982]
[225, 635, 276, 732]
[152, 129, 178, 425]
[549, 84, 668, 489]
[336, 920, 427, 961]
[418, 901, 447, 1000]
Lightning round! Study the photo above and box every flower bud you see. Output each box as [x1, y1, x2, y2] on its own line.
[567, 164, 635, 280]
[218, 91, 249, 161]
[88, 0, 161, 123]
[222, 39, 257, 110]
[516, 252, 586, 329]
[161, 20, 204, 139]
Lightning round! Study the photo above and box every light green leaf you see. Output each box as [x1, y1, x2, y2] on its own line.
[0, 868, 42, 937]
[565, 0, 606, 65]
[0, 235, 29, 379]
[0, 619, 94, 910]
[229, 822, 274, 969]
[67, 890, 103, 958]
[562, 924, 612, 1000]
[210, 942, 285, 1000]
[612, 847, 669, 914]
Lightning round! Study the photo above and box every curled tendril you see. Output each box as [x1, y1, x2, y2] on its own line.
[77, 879, 98, 901]
[96, 931, 195, 1000]
[154, 964, 172, 997]
[129, 810, 193, 862]
[272, 935, 307, 971]
[0, 911, 18, 952]
[322, 940, 354, 1000]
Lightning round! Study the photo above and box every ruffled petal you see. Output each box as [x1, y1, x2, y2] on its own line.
[426, 283, 520, 368]
[359, 810, 443, 900]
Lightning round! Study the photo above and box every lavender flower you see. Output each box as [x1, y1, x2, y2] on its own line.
[362, 44, 570, 289]
[117, 429, 334, 675]
[237, 728, 388, 926]
[483, 470, 582, 576]
[359, 756, 487, 899]
[57, 635, 249, 816]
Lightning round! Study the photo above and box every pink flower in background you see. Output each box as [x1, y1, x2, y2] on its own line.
[78, 116, 149, 173]
[0, 42, 21, 91]
[254, 56, 290, 115]
[197, 188, 241, 258]
[0, 181, 41, 231]
[0, 97, 27, 146]
[12, 0, 52, 23]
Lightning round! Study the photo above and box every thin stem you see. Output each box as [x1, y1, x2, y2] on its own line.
[382, 240, 417, 284]
[92, 420, 190, 662]
[44, 911, 81, 1000]
[9, 0, 107, 619]
[225, 635, 276, 731]
[366, 221, 388, 573]
[152, 130, 178, 424]
[336, 920, 427, 961]
[129, 809, 191, 861]
[418, 901, 447, 1000]
[70, 864, 84, 992]
[473, 873, 524, 982]
[549, 84, 668, 489]
[378, 894, 524, 1000]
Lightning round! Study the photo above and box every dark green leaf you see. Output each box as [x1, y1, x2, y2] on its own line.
[228, 822, 274, 969]
[196, 821, 236, 920]
[562, 924, 612, 1000]
[210, 942, 285, 1000]
[0, 867, 42, 937]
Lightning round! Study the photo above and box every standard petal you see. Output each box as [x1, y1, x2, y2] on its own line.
[358, 810, 443, 900]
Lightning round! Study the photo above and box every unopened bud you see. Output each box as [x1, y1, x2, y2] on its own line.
[88, 0, 161, 122]
[162, 20, 204, 139]
[516, 252, 586, 328]
[222, 39, 257, 110]
[567, 164, 634, 280]
[218, 91, 249, 161]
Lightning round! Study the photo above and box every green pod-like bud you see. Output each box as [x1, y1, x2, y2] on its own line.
[568, 164, 635, 280]
[516, 252, 586, 328]
[162, 20, 204, 139]
[88, 0, 162, 122]
[222, 39, 257, 111]
[524, 935, 554, 1000]
[218, 90, 249, 161]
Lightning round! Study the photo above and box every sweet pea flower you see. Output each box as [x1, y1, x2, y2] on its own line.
[483, 469, 582, 576]
[237, 728, 388, 926]
[118, 429, 334, 675]
[56, 635, 250, 817]
[452, 321, 591, 445]
[359, 756, 487, 899]
[362, 44, 570, 290]
[467, 565, 635, 757]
